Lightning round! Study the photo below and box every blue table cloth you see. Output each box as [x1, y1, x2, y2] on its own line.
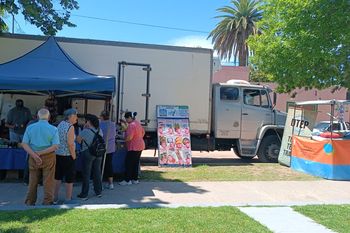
[0, 148, 27, 169]
[75, 149, 127, 173]
[0, 148, 127, 173]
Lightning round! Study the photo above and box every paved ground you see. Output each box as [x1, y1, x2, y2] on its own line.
[1, 180, 350, 210]
[239, 207, 335, 233]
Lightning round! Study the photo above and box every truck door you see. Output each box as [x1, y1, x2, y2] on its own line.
[240, 89, 273, 140]
[213, 85, 242, 138]
[117, 62, 151, 126]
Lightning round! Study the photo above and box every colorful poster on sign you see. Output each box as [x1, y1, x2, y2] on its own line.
[157, 106, 192, 167]
[278, 106, 317, 166]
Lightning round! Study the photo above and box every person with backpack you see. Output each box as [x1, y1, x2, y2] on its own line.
[76, 114, 105, 200]
[119, 112, 145, 186]
[54, 108, 78, 204]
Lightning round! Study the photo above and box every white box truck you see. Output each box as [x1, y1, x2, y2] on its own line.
[0, 34, 286, 162]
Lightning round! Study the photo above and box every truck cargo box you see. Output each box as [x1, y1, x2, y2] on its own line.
[0, 34, 213, 134]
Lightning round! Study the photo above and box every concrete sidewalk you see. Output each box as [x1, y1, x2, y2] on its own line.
[0, 180, 350, 210]
[239, 207, 335, 233]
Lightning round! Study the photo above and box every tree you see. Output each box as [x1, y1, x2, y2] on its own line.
[208, 0, 262, 66]
[248, 0, 350, 93]
[0, 0, 79, 35]
[0, 8, 8, 32]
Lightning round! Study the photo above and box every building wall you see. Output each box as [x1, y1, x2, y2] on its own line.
[213, 66, 249, 83]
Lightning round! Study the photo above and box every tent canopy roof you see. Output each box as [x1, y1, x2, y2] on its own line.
[0, 37, 115, 93]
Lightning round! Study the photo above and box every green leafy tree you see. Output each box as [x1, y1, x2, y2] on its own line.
[0, 9, 6, 32]
[248, 0, 350, 93]
[0, 0, 79, 35]
[208, 0, 262, 66]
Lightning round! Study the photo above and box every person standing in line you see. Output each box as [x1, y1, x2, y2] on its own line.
[5, 99, 32, 142]
[119, 112, 145, 186]
[76, 114, 103, 200]
[23, 114, 39, 186]
[54, 109, 78, 204]
[21, 108, 59, 205]
[99, 110, 116, 190]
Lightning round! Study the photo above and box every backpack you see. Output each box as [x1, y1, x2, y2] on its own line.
[84, 129, 106, 157]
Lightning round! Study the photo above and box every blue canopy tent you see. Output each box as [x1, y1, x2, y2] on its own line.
[0, 37, 118, 173]
[0, 36, 115, 97]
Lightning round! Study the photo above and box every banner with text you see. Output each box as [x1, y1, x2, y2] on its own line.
[278, 105, 317, 166]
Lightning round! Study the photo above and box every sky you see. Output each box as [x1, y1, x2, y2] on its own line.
[4, 0, 231, 49]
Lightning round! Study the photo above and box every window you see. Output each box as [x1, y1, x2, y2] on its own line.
[244, 89, 271, 108]
[220, 87, 239, 101]
[327, 123, 341, 131]
[346, 122, 350, 130]
[244, 89, 260, 106]
[261, 90, 270, 108]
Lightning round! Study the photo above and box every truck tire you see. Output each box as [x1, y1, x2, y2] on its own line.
[257, 135, 280, 163]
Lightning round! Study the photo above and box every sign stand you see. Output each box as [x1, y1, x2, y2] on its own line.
[156, 105, 192, 167]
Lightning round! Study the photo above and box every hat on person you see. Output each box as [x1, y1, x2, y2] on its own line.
[64, 108, 78, 119]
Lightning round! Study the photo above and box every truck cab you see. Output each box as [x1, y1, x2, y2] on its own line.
[212, 80, 286, 162]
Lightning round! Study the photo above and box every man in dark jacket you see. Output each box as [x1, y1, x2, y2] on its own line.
[5, 99, 32, 142]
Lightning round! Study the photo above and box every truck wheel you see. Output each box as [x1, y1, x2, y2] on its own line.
[257, 135, 280, 163]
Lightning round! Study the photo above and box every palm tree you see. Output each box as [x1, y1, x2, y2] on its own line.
[208, 0, 262, 66]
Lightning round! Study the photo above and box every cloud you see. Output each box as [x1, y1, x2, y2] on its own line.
[167, 35, 213, 49]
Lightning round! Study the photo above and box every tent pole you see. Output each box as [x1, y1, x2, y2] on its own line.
[292, 103, 297, 136]
[330, 100, 334, 141]
[120, 63, 126, 121]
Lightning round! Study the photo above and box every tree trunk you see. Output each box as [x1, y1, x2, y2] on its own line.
[239, 45, 248, 66]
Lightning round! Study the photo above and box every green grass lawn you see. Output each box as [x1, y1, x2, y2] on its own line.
[294, 205, 350, 233]
[141, 164, 318, 182]
[0, 207, 270, 233]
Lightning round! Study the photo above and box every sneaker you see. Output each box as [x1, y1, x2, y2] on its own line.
[53, 199, 59, 205]
[77, 194, 88, 201]
[64, 199, 79, 205]
[131, 180, 140, 185]
[119, 180, 132, 186]
[96, 193, 102, 198]
[105, 183, 114, 190]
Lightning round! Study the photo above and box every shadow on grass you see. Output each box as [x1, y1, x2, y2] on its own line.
[141, 157, 261, 167]
[1, 226, 29, 233]
[0, 208, 70, 232]
[141, 170, 184, 182]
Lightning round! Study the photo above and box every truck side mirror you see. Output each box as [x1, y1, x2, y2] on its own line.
[273, 93, 277, 106]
